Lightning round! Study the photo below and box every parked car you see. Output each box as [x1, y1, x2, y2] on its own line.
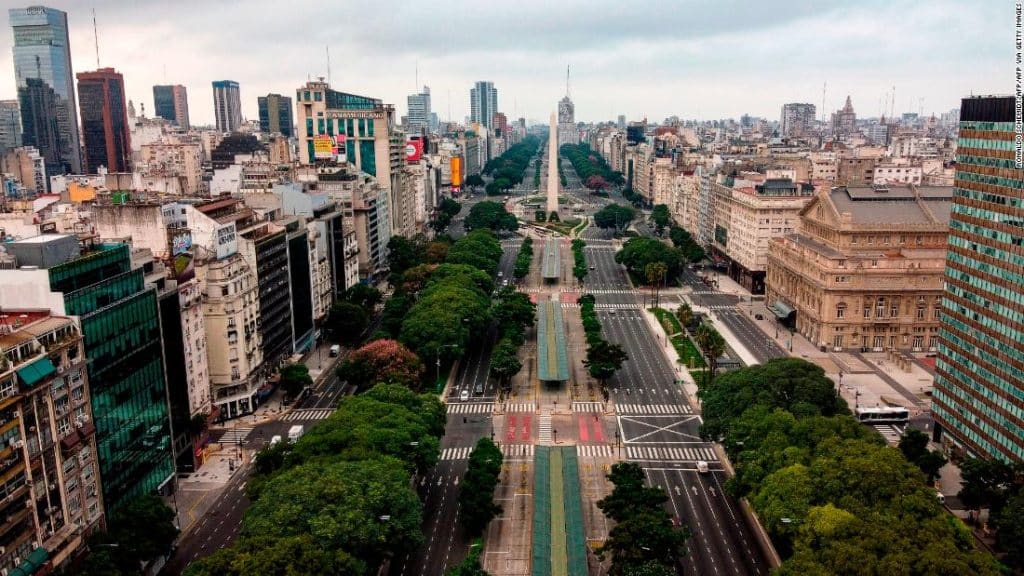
[754, 313, 764, 320]
[329, 344, 341, 357]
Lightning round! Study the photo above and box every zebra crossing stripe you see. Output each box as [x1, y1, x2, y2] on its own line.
[616, 404, 692, 415]
[446, 403, 494, 414]
[440, 444, 535, 460]
[572, 402, 604, 412]
[575, 445, 615, 458]
[624, 445, 715, 461]
[504, 403, 536, 413]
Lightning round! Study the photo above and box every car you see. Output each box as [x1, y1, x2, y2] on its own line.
[474, 383, 483, 394]
[589, 265, 595, 270]
[754, 313, 764, 320]
[459, 390, 470, 402]
[329, 344, 341, 357]
[696, 460, 709, 474]
[609, 310, 616, 315]
[270, 435, 283, 446]
[497, 271, 503, 278]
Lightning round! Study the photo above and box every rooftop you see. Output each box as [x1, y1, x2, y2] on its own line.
[829, 185, 951, 225]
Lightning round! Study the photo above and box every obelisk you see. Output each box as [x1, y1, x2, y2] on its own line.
[546, 111, 559, 216]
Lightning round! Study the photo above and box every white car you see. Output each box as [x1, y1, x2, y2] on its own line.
[696, 460, 709, 474]
[459, 390, 470, 402]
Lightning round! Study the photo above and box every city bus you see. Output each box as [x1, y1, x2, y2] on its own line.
[855, 406, 910, 424]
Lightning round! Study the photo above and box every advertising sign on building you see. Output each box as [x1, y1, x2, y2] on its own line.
[215, 222, 238, 260]
[314, 136, 335, 159]
[169, 229, 193, 256]
[451, 156, 462, 187]
[405, 139, 424, 163]
[333, 135, 347, 163]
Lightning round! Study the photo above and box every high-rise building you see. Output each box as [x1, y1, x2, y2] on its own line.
[469, 81, 498, 131]
[77, 68, 131, 174]
[257, 93, 294, 137]
[212, 80, 242, 133]
[0, 100, 22, 156]
[831, 95, 857, 137]
[9, 6, 81, 175]
[2, 235, 174, 510]
[153, 84, 190, 129]
[557, 95, 576, 147]
[932, 96, 1023, 462]
[617, 114, 626, 129]
[406, 86, 431, 134]
[780, 103, 816, 138]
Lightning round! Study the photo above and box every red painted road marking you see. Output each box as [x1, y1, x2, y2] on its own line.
[578, 416, 590, 442]
[521, 414, 532, 441]
[506, 415, 517, 443]
[592, 417, 605, 443]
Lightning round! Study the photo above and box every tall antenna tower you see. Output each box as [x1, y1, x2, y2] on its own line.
[821, 82, 827, 123]
[415, 60, 418, 90]
[92, 8, 100, 68]
[326, 46, 331, 84]
[566, 64, 571, 98]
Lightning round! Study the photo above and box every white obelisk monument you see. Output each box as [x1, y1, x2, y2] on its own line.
[546, 111, 559, 216]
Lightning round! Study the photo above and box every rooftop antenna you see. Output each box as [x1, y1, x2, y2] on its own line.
[415, 60, 418, 90]
[447, 89, 451, 123]
[821, 81, 827, 123]
[326, 46, 331, 85]
[92, 8, 100, 68]
[566, 64, 571, 98]
[890, 85, 896, 120]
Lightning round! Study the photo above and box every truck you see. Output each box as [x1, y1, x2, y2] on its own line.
[288, 425, 305, 443]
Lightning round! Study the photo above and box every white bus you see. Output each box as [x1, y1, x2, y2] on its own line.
[855, 406, 910, 424]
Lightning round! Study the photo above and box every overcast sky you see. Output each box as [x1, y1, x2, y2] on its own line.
[0, 0, 1014, 127]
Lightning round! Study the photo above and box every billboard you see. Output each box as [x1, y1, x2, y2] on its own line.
[314, 136, 335, 159]
[168, 229, 193, 256]
[215, 222, 238, 260]
[333, 135, 347, 163]
[451, 156, 462, 187]
[405, 139, 423, 162]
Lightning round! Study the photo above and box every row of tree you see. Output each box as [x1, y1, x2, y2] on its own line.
[465, 201, 518, 233]
[431, 197, 463, 233]
[482, 135, 540, 194]
[75, 495, 179, 575]
[650, 204, 671, 235]
[597, 462, 689, 575]
[489, 286, 535, 393]
[325, 283, 384, 347]
[593, 203, 636, 233]
[668, 226, 706, 263]
[571, 238, 587, 283]
[698, 358, 1002, 574]
[513, 236, 533, 279]
[459, 438, 504, 535]
[957, 457, 1024, 568]
[560, 143, 625, 190]
[578, 294, 628, 396]
[621, 187, 645, 208]
[186, 383, 446, 576]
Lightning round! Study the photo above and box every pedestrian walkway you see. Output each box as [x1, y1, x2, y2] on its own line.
[447, 402, 494, 414]
[625, 445, 716, 462]
[872, 424, 905, 445]
[593, 303, 641, 310]
[571, 401, 604, 412]
[616, 403, 692, 415]
[504, 402, 537, 413]
[281, 408, 333, 422]
[440, 444, 536, 461]
[576, 445, 616, 458]
[215, 427, 253, 445]
[539, 410, 553, 444]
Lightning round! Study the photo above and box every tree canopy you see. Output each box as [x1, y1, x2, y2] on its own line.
[650, 204, 671, 234]
[593, 204, 635, 231]
[561, 142, 624, 187]
[464, 201, 518, 232]
[327, 301, 368, 346]
[615, 237, 685, 279]
[338, 339, 425, 392]
[668, 226, 706, 263]
[459, 438, 504, 535]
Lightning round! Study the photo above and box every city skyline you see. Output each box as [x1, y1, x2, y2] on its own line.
[0, 0, 1013, 127]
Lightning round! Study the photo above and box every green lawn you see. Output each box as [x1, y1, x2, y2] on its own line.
[671, 334, 706, 369]
[651, 307, 683, 335]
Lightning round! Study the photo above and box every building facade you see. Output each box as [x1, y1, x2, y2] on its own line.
[831, 96, 857, 137]
[406, 86, 431, 134]
[780, 103, 816, 138]
[9, 6, 81, 176]
[1, 146, 47, 195]
[469, 81, 498, 131]
[152, 84, 190, 129]
[766, 185, 951, 351]
[0, 100, 21, 157]
[932, 96, 1023, 462]
[0, 311, 104, 572]
[212, 80, 242, 133]
[257, 93, 294, 138]
[76, 68, 131, 174]
[557, 95, 575, 147]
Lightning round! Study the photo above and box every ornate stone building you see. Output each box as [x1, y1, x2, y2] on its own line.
[766, 184, 952, 351]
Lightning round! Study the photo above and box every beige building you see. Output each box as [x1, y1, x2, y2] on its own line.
[138, 141, 203, 195]
[0, 311, 104, 571]
[766, 184, 951, 351]
[712, 173, 814, 293]
[1, 146, 47, 195]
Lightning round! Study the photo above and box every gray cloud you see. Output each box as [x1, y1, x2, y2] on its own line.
[0, 0, 1012, 127]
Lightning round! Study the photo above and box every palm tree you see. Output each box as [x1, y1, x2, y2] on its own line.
[676, 302, 694, 332]
[694, 323, 726, 385]
[645, 261, 668, 308]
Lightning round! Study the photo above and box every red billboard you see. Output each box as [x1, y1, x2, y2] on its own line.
[405, 139, 423, 162]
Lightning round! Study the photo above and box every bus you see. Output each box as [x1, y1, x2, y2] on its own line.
[855, 406, 910, 424]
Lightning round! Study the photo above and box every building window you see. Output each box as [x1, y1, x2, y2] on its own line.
[314, 91, 322, 102]
[917, 306, 926, 320]
[876, 298, 886, 318]
[890, 304, 899, 318]
[934, 306, 941, 320]
[913, 336, 925, 348]
[864, 306, 871, 319]
[836, 304, 846, 319]
[873, 336, 885, 348]
[833, 335, 844, 348]
[871, 259, 878, 268]
[889, 335, 896, 348]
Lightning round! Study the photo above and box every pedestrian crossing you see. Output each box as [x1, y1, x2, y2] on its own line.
[595, 304, 642, 310]
[447, 402, 494, 414]
[616, 404, 693, 415]
[440, 444, 535, 461]
[572, 401, 605, 413]
[576, 444, 616, 458]
[217, 427, 253, 445]
[281, 408, 333, 422]
[539, 412, 553, 444]
[625, 445, 716, 462]
[872, 424, 905, 444]
[503, 402, 537, 413]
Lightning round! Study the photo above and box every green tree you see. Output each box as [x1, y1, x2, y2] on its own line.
[958, 457, 1022, 515]
[328, 301, 368, 346]
[464, 174, 485, 190]
[651, 204, 671, 234]
[995, 491, 1024, 570]
[464, 201, 518, 232]
[489, 339, 523, 390]
[446, 545, 490, 576]
[279, 363, 313, 398]
[615, 237, 685, 279]
[693, 323, 726, 383]
[675, 302, 695, 331]
[82, 495, 179, 575]
[593, 203, 635, 232]
[585, 340, 629, 387]
[644, 261, 668, 306]
[459, 438, 503, 535]
[898, 429, 947, 483]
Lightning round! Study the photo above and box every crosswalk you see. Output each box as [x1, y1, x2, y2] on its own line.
[503, 402, 537, 413]
[625, 445, 716, 462]
[572, 401, 605, 413]
[217, 427, 253, 445]
[595, 304, 642, 310]
[539, 412, 553, 444]
[576, 445, 616, 458]
[441, 444, 535, 461]
[872, 424, 905, 444]
[281, 408, 333, 422]
[447, 402, 494, 414]
[616, 404, 693, 415]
